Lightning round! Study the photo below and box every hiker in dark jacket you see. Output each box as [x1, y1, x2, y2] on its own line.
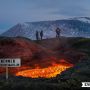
[56, 28, 61, 38]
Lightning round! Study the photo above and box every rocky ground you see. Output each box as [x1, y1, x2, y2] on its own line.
[0, 36, 90, 90]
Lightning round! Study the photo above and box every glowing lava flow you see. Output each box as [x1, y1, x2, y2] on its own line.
[16, 61, 73, 78]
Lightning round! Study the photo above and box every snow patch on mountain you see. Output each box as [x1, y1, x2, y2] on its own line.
[70, 17, 90, 23]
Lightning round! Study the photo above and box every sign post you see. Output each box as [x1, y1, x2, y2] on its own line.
[6, 67, 8, 80]
[0, 58, 21, 80]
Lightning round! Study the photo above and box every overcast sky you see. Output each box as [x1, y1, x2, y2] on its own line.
[0, 0, 90, 33]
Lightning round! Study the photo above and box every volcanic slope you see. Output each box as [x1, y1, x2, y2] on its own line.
[0, 37, 86, 77]
[0, 37, 54, 74]
[35, 37, 87, 64]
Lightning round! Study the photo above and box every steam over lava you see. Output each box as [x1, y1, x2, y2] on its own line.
[16, 59, 73, 78]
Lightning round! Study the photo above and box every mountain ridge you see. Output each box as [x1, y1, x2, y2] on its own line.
[1, 17, 90, 40]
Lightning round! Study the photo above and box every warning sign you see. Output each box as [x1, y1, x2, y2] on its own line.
[0, 58, 21, 67]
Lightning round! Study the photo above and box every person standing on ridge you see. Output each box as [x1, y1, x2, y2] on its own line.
[55, 27, 61, 38]
[36, 31, 39, 40]
[40, 30, 43, 40]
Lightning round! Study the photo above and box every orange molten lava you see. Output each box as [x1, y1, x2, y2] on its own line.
[16, 60, 73, 78]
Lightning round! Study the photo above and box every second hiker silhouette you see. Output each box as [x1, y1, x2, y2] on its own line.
[36, 31, 39, 40]
[40, 30, 43, 40]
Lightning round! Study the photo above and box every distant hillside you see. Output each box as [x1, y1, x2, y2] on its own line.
[1, 17, 90, 40]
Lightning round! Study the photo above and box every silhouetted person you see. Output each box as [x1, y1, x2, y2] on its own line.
[40, 30, 43, 40]
[36, 31, 39, 40]
[56, 28, 61, 38]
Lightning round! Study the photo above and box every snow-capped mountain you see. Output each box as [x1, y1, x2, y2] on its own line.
[70, 17, 90, 23]
[1, 17, 90, 40]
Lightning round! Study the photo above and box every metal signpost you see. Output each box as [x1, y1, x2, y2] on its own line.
[0, 58, 21, 80]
